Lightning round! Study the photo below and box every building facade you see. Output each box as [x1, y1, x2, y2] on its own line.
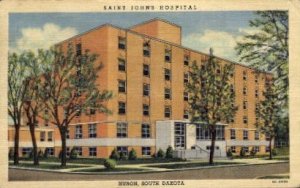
[8, 18, 273, 159]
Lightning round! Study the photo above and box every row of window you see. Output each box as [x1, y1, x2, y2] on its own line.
[72, 123, 151, 139]
[230, 146, 271, 153]
[39, 131, 53, 142]
[21, 147, 54, 156]
[69, 146, 152, 157]
[230, 130, 270, 140]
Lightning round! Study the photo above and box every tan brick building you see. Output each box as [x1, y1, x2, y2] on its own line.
[8, 18, 273, 159]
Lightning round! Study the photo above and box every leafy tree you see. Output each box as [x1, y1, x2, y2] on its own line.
[128, 148, 137, 160]
[186, 48, 237, 164]
[69, 148, 78, 159]
[255, 83, 280, 160]
[109, 148, 120, 160]
[8, 52, 32, 165]
[236, 11, 288, 144]
[165, 146, 174, 159]
[156, 148, 165, 158]
[39, 45, 112, 167]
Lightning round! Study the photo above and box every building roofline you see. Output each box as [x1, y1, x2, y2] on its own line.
[128, 17, 181, 30]
[55, 21, 272, 75]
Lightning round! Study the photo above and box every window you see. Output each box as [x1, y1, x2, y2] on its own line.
[184, 73, 189, 84]
[243, 101, 247, 110]
[165, 69, 171, 81]
[174, 122, 185, 148]
[255, 131, 259, 140]
[243, 70, 247, 80]
[143, 64, 150, 77]
[231, 146, 236, 153]
[117, 122, 127, 138]
[254, 146, 260, 153]
[118, 102, 126, 114]
[40, 131, 45, 142]
[142, 147, 151, 156]
[22, 148, 32, 156]
[183, 110, 189, 119]
[184, 92, 188, 101]
[66, 147, 70, 157]
[184, 55, 189, 66]
[230, 129, 236, 140]
[44, 120, 49, 127]
[118, 80, 126, 93]
[243, 146, 249, 153]
[143, 104, 149, 116]
[165, 88, 171, 100]
[143, 42, 150, 57]
[243, 116, 248, 124]
[143, 84, 150, 96]
[164, 106, 171, 118]
[47, 132, 53, 142]
[74, 147, 82, 156]
[89, 124, 97, 138]
[75, 125, 82, 139]
[75, 105, 81, 117]
[243, 87, 247, 95]
[255, 75, 259, 83]
[66, 129, 70, 139]
[255, 89, 259, 98]
[196, 124, 224, 140]
[165, 49, 171, 62]
[117, 146, 128, 156]
[265, 133, 271, 141]
[243, 130, 248, 140]
[206, 146, 211, 150]
[118, 37, 126, 49]
[118, 58, 126, 71]
[89, 147, 97, 157]
[265, 146, 270, 152]
[76, 43, 82, 56]
[45, 148, 54, 156]
[141, 123, 150, 138]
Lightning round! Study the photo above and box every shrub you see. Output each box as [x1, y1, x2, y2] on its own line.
[165, 146, 173, 159]
[226, 148, 233, 158]
[69, 148, 78, 159]
[9, 149, 14, 160]
[103, 159, 116, 170]
[38, 150, 44, 159]
[272, 148, 278, 156]
[128, 149, 137, 160]
[119, 152, 127, 160]
[156, 148, 165, 158]
[109, 149, 120, 161]
[250, 148, 257, 157]
[240, 147, 246, 157]
[43, 149, 49, 159]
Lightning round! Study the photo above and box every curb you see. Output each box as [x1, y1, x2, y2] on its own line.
[9, 161, 289, 175]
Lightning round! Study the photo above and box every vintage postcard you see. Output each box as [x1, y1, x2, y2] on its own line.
[0, 0, 300, 187]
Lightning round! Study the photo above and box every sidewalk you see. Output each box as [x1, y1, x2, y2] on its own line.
[9, 157, 289, 174]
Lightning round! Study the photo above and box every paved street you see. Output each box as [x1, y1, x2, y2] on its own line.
[9, 162, 289, 181]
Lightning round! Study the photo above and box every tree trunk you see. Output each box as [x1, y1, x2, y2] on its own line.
[269, 137, 273, 160]
[29, 125, 39, 165]
[13, 125, 20, 165]
[209, 128, 216, 165]
[59, 128, 67, 167]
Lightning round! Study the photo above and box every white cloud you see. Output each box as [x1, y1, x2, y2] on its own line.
[183, 29, 239, 61]
[11, 23, 78, 53]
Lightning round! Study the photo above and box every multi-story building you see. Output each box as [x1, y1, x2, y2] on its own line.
[8, 18, 273, 159]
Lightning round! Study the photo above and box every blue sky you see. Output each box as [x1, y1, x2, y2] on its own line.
[9, 12, 257, 61]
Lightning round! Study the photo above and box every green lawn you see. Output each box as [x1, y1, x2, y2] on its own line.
[10, 162, 89, 169]
[147, 162, 243, 169]
[275, 147, 289, 156]
[72, 167, 148, 173]
[17, 157, 185, 165]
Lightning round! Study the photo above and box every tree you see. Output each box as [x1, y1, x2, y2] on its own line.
[8, 52, 31, 165]
[255, 82, 279, 160]
[165, 146, 174, 159]
[22, 51, 46, 165]
[186, 48, 237, 164]
[236, 11, 288, 144]
[39, 45, 112, 167]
